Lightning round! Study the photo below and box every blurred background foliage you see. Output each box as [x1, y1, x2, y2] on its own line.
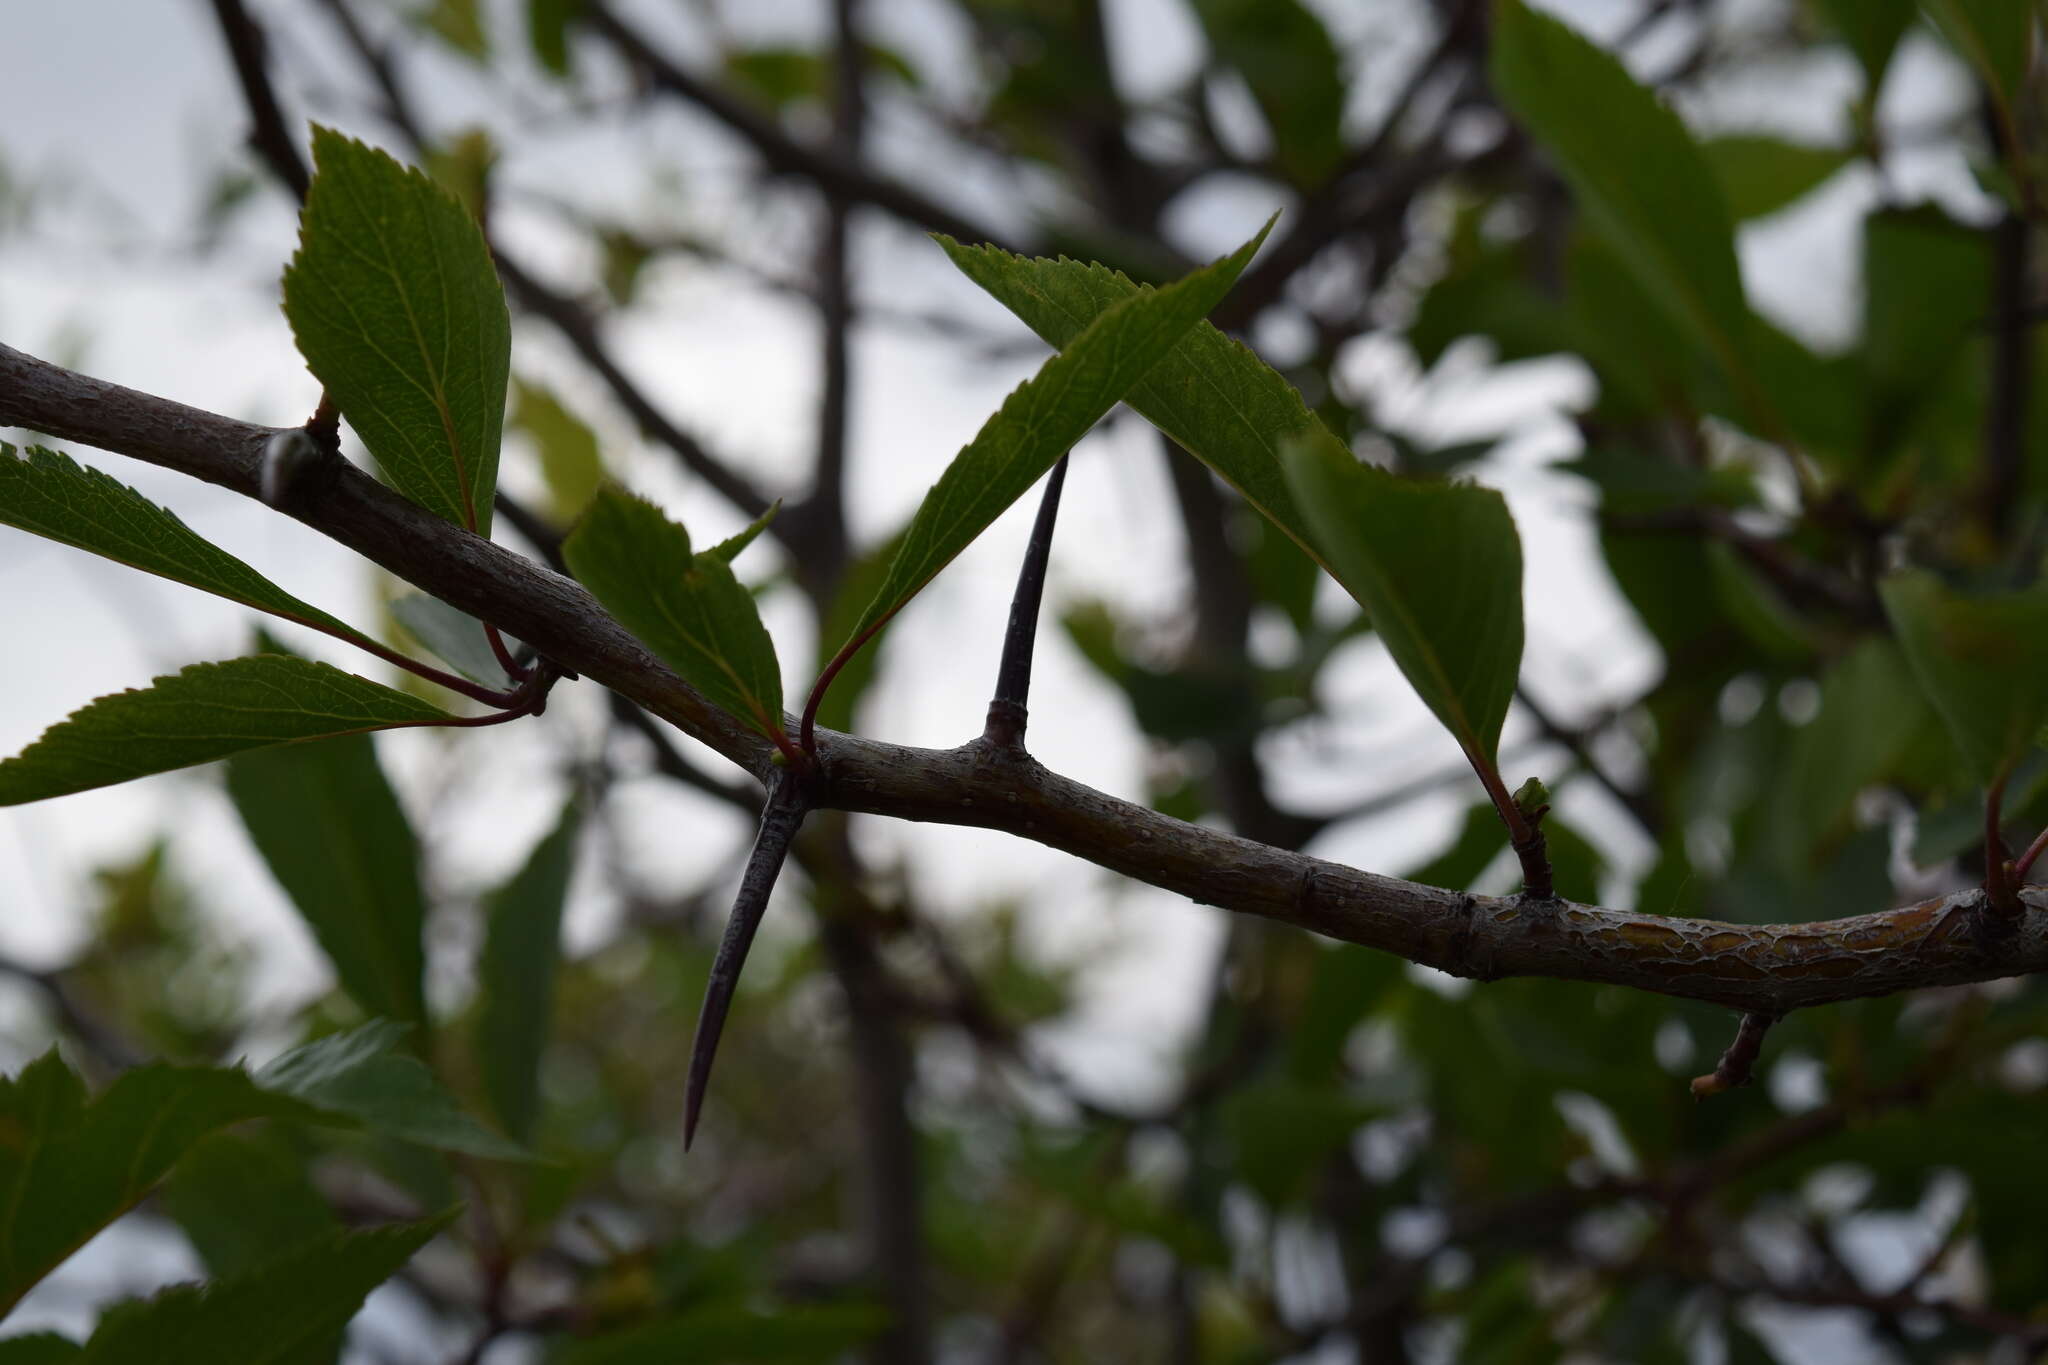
[4, 0, 2048, 1360]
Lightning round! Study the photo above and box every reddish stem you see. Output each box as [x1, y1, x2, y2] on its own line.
[801, 616, 888, 755]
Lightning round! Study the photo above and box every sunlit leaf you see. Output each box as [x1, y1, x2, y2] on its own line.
[283, 127, 510, 534]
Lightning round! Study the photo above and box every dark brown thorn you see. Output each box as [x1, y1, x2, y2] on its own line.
[683, 771, 813, 1149]
[1691, 1011, 1778, 1099]
[984, 454, 1070, 751]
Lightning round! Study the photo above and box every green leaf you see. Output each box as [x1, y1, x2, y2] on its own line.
[842, 225, 1269, 655]
[1281, 428, 1523, 767]
[527, 0, 581, 76]
[563, 488, 786, 741]
[1220, 1078, 1372, 1206]
[0, 656, 450, 808]
[256, 1021, 528, 1160]
[420, 0, 488, 59]
[0, 1336, 80, 1364]
[1491, 1, 1755, 414]
[78, 1215, 453, 1365]
[512, 378, 605, 520]
[1813, 0, 1915, 93]
[706, 500, 782, 565]
[1192, 0, 1345, 185]
[227, 732, 431, 1028]
[1700, 135, 1851, 220]
[283, 127, 511, 535]
[553, 1302, 891, 1365]
[1861, 207, 1992, 465]
[391, 592, 513, 687]
[1920, 0, 2033, 116]
[937, 232, 1329, 589]
[0, 445, 371, 646]
[0, 1052, 321, 1313]
[1769, 639, 1930, 872]
[161, 1131, 339, 1279]
[475, 800, 581, 1142]
[1880, 572, 2048, 782]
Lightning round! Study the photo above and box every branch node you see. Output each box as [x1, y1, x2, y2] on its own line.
[259, 428, 340, 511]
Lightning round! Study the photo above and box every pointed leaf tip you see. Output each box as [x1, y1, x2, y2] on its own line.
[826, 221, 1269, 684]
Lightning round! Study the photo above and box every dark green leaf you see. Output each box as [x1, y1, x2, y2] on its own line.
[79, 1215, 453, 1365]
[1880, 572, 2048, 782]
[0, 1336, 81, 1364]
[1814, 0, 1915, 92]
[838, 225, 1268, 654]
[283, 127, 510, 534]
[937, 232, 1331, 591]
[1404, 803, 1509, 891]
[390, 593, 513, 688]
[0, 656, 449, 808]
[228, 732, 431, 1028]
[161, 1130, 339, 1279]
[420, 0, 488, 59]
[1769, 639, 1929, 871]
[512, 378, 604, 520]
[553, 1302, 891, 1365]
[0, 445, 370, 646]
[1861, 207, 1991, 465]
[1221, 1078, 1373, 1207]
[527, 0, 581, 76]
[1491, 0, 1755, 414]
[1192, 0, 1345, 185]
[256, 1021, 528, 1160]
[476, 801, 581, 1141]
[0, 1052, 320, 1313]
[563, 488, 786, 741]
[1700, 135, 1851, 220]
[1920, 0, 2033, 115]
[1281, 428, 1523, 766]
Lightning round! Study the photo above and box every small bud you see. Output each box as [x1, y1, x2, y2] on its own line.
[260, 430, 322, 508]
[1512, 776, 1550, 819]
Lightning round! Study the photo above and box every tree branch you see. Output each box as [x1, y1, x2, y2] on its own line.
[8, 343, 2048, 1020]
[578, 0, 1022, 255]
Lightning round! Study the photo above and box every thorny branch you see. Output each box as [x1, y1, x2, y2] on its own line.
[8, 341, 2048, 1024]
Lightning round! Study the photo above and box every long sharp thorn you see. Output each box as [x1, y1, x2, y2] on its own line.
[985, 453, 1070, 749]
[683, 773, 812, 1148]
